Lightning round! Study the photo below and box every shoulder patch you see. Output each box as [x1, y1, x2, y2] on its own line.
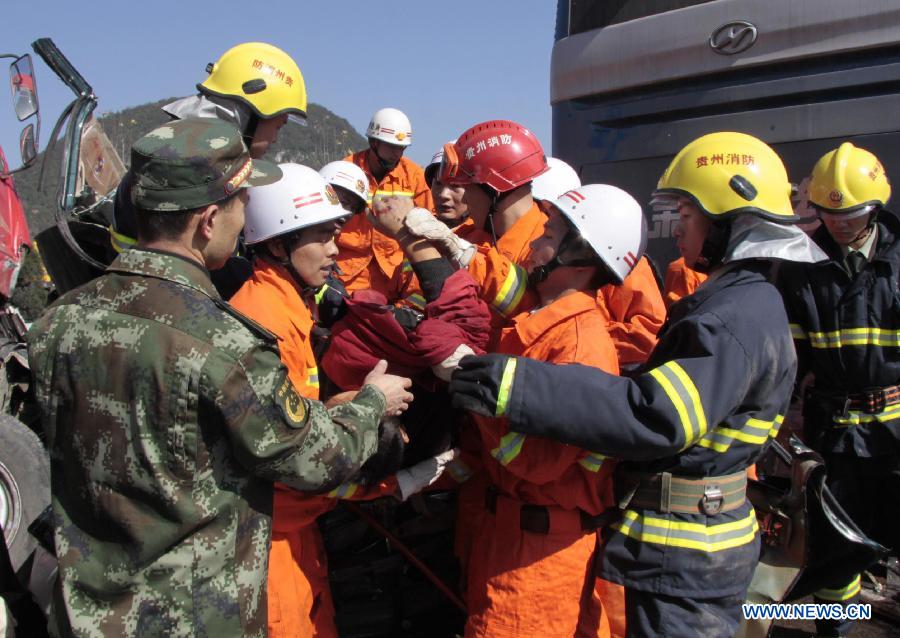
[276, 376, 310, 429]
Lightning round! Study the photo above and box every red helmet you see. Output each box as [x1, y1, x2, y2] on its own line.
[439, 120, 548, 193]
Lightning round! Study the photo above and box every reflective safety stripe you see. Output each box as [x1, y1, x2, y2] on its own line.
[314, 284, 330, 305]
[697, 415, 784, 453]
[789, 323, 807, 340]
[374, 189, 415, 198]
[404, 293, 426, 309]
[833, 402, 900, 426]
[446, 458, 475, 483]
[402, 260, 413, 273]
[492, 263, 527, 317]
[804, 327, 900, 349]
[648, 361, 708, 447]
[494, 358, 518, 417]
[491, 431, 525, 466]
[612, 508, 758, 552]
[306, 367, 319, 389]
[816, 575, 861, 602]
[328, 482, 359, 499]
[578, 452, 609, 473]
[109, 226, 137, 254]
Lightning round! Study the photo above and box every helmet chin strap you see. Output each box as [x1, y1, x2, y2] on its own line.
[369, 140, 398, 172]
[526, 229, 598, 287]
[693, 219, 732, 274]
[269, 235, 316, 301]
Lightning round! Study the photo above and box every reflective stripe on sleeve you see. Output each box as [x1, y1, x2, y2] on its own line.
[110, 226, 137, 254]
[328, 482, 360, 499]
[697, 415, 784, 453]
[833, 403, 900, 426]
[648, 361, 708, 448]
[494, 358, 518, 417]
[492, 263, 527, 317]
[491, 431, 525, 466]
[306, 367, 320, 389]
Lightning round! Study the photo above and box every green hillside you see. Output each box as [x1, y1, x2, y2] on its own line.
[13, 98, 367, 233]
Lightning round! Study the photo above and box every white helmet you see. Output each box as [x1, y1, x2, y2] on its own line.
[424, 139, 456, 186]
[244, 163, 347, 245]
[366, 107, 412, 147]
[551, 184, 647, 283]
[531, 157, 581, 202]
[319, 160, 371, 207]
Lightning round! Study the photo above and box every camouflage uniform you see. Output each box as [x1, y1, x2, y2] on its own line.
[27, 119, 385, 637]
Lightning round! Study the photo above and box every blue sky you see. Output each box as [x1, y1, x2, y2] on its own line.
[1, 0, 557, 170]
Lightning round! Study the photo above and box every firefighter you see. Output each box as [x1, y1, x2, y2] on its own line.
[319, 160, 371, 218]
[231, 164, 459, 637]
[456, 183, 649, 638]
[448, 132, 827, 638]
[112, 42, 308, 298]
[533, 157, 666, 368]
[335, 108, 434, 298]
[778, 142, 900, 637]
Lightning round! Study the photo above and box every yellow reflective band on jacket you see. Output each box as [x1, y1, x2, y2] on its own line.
[802, 327, 900, 349]
[109, 226, 137, 254]
[402, 260, 413, 274]
[612, 508, 759, 552]
[789, 323, 807, 340]
[374, 189, 415, 199]
[578, 452, 609, 473]
[327, 482, 359, 499]
[314, 284, 330, 305]
[491, 431, 525, 466]
[494, 358, 518, 417]
[492, 263, 527, 317]
[404, 293, 427, 309]
[306, 366, 319, 389]
[833, 402, 900, 426]
[648, 361, 708, 448]
[816, 575, 861, 602]
[446, 458, 475, 483]
[697, 415, 784, 453]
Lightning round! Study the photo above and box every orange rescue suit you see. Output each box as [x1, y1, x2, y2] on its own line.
[465, 291, 621, 638]
[336, 152, 434, 298]
[598, 256, 665, 367]
[663, 256, 708, 309]
[231, 258, 395, 638]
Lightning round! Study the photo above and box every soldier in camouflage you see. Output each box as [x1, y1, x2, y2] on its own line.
[27, 118, 414, 638]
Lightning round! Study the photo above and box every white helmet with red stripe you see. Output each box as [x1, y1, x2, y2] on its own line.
[318, 160, 371, 207]
[366, 107, 412, 147]
[551, 184, 647, 283]
[531, 157, 581, 202]
[244, 163, 347, 244]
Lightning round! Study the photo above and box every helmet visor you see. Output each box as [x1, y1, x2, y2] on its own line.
[437, 142, 463, 185]
[813, 203, 877, 221]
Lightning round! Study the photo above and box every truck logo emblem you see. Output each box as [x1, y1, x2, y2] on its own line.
[709, 21, 758, 56]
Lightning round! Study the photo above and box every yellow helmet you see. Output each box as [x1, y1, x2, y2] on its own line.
[808, 142, 891, 213]
[653, 131, 797, 222]
[198, 42, 307, 120]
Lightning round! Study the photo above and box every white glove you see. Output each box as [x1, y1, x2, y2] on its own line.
[431, 343, 475, 382]
[395, 448, 460, 501]
[404, 208, 476, 269]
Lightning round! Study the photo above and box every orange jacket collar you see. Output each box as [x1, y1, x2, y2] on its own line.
[511, 290, 602, 348]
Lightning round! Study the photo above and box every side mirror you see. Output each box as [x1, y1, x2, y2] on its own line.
[19, 124, 36, 167]
[10, 54, 38, 121]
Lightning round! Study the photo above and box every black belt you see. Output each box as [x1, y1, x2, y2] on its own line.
[484, 486, 618, 534]
[809, 384, 900, 417]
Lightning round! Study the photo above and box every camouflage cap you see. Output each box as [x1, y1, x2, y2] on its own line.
[130, 117, 281, 212]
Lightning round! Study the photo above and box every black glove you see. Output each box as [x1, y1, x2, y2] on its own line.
[448, 354, 516, 418]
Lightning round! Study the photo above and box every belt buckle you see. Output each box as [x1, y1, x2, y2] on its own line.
[861, 387, 886, 414]
[701, 485, 723, 515]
